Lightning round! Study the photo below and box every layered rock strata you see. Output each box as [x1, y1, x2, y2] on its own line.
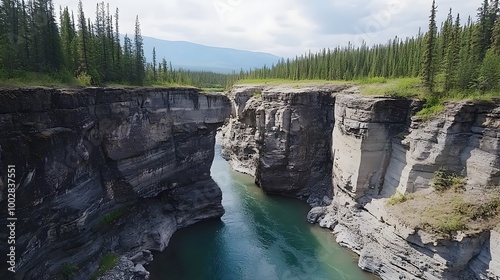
[318, 95, 500, 279]
[0, 87, 230, 279]
[221, 84, 351, 205]
[222, 84, 500, 279]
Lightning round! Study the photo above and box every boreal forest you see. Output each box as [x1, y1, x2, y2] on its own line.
[0, 0, 499, 93]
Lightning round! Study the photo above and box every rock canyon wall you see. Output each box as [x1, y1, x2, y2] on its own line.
[0, 87, 231, 279]
[222, 84, 500, 279]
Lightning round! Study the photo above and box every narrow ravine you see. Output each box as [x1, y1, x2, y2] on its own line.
[146, 142, 375, 280]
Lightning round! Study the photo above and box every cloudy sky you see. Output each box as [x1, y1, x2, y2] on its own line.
[53, 0, 478, 58]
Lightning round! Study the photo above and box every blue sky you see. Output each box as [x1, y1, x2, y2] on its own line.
[54, 0, 478, 57]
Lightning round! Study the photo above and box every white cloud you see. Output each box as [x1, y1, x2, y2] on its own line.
[53, 0, 480, 58]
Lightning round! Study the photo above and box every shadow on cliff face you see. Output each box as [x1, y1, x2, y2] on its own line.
[0, 87, 231, 279]
[221, 85, 339, 207]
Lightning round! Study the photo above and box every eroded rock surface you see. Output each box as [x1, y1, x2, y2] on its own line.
[328, 96, 500, 279]
[224, 86, 500, 279]
[0, 87, 230, 279]
[221, 84, 350, 205]
[332, 94, 420, 199]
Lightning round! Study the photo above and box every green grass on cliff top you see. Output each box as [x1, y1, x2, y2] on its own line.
[0, 72, 85, 87]
[387, 186, 500, 237]
[236, 77, 500, 122]
[235, 78, 355, 86]
[0, 71, 205, 89]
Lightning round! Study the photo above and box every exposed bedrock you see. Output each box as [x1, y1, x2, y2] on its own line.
[324, 95, 500, 279]
[222, 85, 500, 279]
[332, 94, 421, 199]
[221, 84, 353, 205]
[0, 87, 231, 279]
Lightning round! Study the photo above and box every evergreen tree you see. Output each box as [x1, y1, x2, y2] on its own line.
[113, 7, 121, 80]
[122, 34, 132, 82]
[456, 17, 476, 89]
[474, 0, 492, 61]
[133, 15, 144, 84]
[152, 47, 157, 82]
[77, 0, 89, 74]
[60, 6, 76, 73]
[422, 0, 438, 91]
[443, 13, 461, 91]
[492, 15, 500, 54]
[478, 48, 500, 90]
[440, 9, 454, 70]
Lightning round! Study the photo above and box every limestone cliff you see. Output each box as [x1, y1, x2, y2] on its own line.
[222, 84, 500, 280]
[0, 87, 231, 279]
[221, 84, 350, 205]
[319, 95, 500, 280]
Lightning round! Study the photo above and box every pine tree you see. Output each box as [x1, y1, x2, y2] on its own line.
[60, 7, 76, 73]
[422, 0, 438, 91]
[122, 34, 132, 82]
[492, 17, 500, 54]
[489, 0, 499, 34]
[440, 9, 454, 71]
[94, 2, 108, 81]
[133, 15, 144, 84]
[478, 48, 500, 90]
[152, 47, 157, 82]
[77, 0, 89, 74]
[19, 0, 31, 69]
[113, 7, 121, 80]
[444, 13, 461, 91]
[457, 17, 476, 89]
[474, 0, 492, 61]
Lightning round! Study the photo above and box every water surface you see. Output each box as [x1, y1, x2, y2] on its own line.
[147, 144, 374, 280]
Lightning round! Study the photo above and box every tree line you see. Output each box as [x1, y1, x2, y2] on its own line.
[242, 0, 500, 93]
[0, 0, 232, 88]
[2, 0, 498, 91]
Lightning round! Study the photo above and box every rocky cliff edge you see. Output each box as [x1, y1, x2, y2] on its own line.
[0, 87, 231, 279]
[221, 84, 352, 206]
[222, 84, 500, 280]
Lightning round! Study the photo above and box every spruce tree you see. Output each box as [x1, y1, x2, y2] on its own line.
[77, 0, 89, 74]
[422, 0, 438, 91]
[122, 34, 132, 82]
[444, 13, 461, 91]
[152, 47, 157, 82]
[60, 7, 76, 73]
[133, 15, 145, 84]
[492, 17, 500, 54]
[478, 48, 500, 91]
[440, 9, 454, 70]
[474, 0, 492, 61]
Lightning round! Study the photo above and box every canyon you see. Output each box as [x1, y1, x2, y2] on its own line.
[0, 87, 230, 279]
[222, 84, 500, 280]
[0, 84, 499, 279]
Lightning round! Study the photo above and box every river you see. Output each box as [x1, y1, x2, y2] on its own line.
[146, 143, 375, 280]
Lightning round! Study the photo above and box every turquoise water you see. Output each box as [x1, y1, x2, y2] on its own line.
[147, 144, 374, 280]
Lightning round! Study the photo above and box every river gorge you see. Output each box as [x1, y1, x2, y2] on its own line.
[147, 142, 374, 280]
[0, 85, 499, 280]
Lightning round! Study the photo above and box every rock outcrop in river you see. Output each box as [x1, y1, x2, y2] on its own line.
[0, 87, 230, 279]
[221, 84, 348, 205]
[222, 84, 500, 280]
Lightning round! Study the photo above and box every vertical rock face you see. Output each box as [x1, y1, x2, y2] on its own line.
[382, 101, 500, 195]
[221, 85, 264, 176]
[223, 85, 500, 279]
[327, 95, 500, 280]
[0, 87, 231, 279]
[332, 95, 418, 198]
[221, 85, 349, 205]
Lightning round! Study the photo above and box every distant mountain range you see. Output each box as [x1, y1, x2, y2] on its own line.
[137, 36, 281, 73]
